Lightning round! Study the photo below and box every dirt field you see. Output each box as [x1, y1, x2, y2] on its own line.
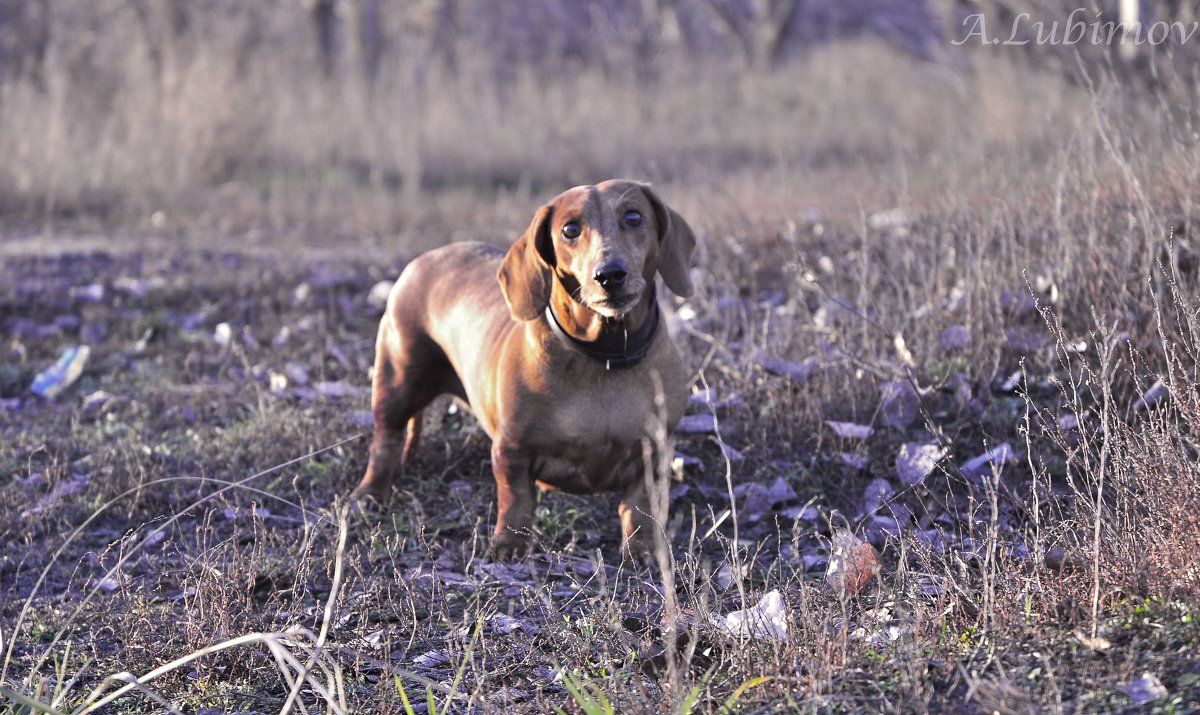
[3, 4, 1200, 713]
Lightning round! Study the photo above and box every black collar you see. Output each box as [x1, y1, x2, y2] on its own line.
[544, 288, 660, 370]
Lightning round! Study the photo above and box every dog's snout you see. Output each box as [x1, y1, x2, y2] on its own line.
[594, 261, 628, 291]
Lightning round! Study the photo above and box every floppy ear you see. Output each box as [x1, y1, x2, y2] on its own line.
[497, 205, 556, 321]
[640, 184, 696, 298]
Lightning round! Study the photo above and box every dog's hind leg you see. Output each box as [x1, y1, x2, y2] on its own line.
[401, 409, 423, 465]
[352, 320, 444, 504]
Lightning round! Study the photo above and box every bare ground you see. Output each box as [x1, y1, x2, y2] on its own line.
[2, 181, 1198, 713]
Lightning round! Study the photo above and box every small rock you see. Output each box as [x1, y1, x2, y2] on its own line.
[896, 442, 945, 486]
[489, 614, 539, 636]
[961, 443, 1018, 478]
[881, 380, 920, 430]
[1133, 380, 1168, 412]
[765, 475, 797, 506]
[859, 478, 895, 516]
[180, 312, 206, 332]
[314, 381, 369, 399]
[240, 327, 260, 351]
[213, 323, 234, 348]
[755, 354, 817, 382]
[113, 276, 162, 298]
[348, 410, 374, 428]
[999, 291, 1038, 316]
[758, 290, 785, 308]
[914, 528, 948, 553]
[293, 282, 312, 304]
[720, 442, 745, 462]
[826, 421, 873, 440]
[864, 514, 903, 544]
[412, 649, 451, 668]
[688, 388, 744, 411]
[732, 484, 768, 521]
[996, 369, 1023, 393]
[676, 413, 718, 434]
[798, 550, 827, 571]
[81, 390, 111, 412]
[284, 362, 310, 386]
[1118, 673, 1166, 705]
[782, 504, 818, 521]
[80, 319, 109, 345]
[715, 562, 748, 590]
[1006, 326, 1049, 352]
[868, 207, 908, 233]
[368, 280, 395, 309]
[838, 452, 868, 470]
[939, 325, 970, 351]
[70, 283, 106, 303]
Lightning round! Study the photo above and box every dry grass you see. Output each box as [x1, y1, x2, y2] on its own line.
[2, 3, 1200, 713]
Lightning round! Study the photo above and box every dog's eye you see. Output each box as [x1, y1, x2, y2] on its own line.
[624, 210, 643, 228]
[562, 221, 582, 240]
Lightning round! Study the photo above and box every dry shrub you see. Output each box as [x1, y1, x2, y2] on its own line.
[1106, 400, 1200, 596]
[1028, 267, 1200, 615]
[1100, 285, 1200, 596]
[0, 4, 1113, 226]
[0, 17, 267, 216]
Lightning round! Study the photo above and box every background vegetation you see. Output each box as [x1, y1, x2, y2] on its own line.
[2, 1, 1199, 712]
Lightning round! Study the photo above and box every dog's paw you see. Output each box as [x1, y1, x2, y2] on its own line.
[349, 484, 389, 512]
[489, 531, 532, 562]
[622, 535, 660, 569]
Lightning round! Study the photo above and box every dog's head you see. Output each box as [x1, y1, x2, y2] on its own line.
[498, 180, 695, 322]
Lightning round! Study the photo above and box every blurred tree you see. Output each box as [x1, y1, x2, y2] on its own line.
[698, 0, 801, 69]
[1115, 0, 1199, 64]
[0, 0, 50, 87]
[351, 0, 384, 84]
[132, 0, 190, 87]
[306, 0, 391, 87]
[309, 0, 340, 78]
[1120, 0, 1141, 60]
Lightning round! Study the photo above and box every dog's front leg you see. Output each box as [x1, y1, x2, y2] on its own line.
[489, 440, 537, 561]
[619, 461, 668, 565]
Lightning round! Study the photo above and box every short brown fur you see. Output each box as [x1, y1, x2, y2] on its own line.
[353, 180, 696, 560]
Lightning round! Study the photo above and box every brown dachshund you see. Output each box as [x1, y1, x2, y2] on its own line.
[352, 180, 696, 560]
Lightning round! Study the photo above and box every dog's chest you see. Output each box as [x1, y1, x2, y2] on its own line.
[528, 374, 664, 493]
[557, 373, 658, 439]
[530, 441, 643, 494]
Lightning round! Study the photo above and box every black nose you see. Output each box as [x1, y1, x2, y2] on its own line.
[594, 261, 628, 290]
